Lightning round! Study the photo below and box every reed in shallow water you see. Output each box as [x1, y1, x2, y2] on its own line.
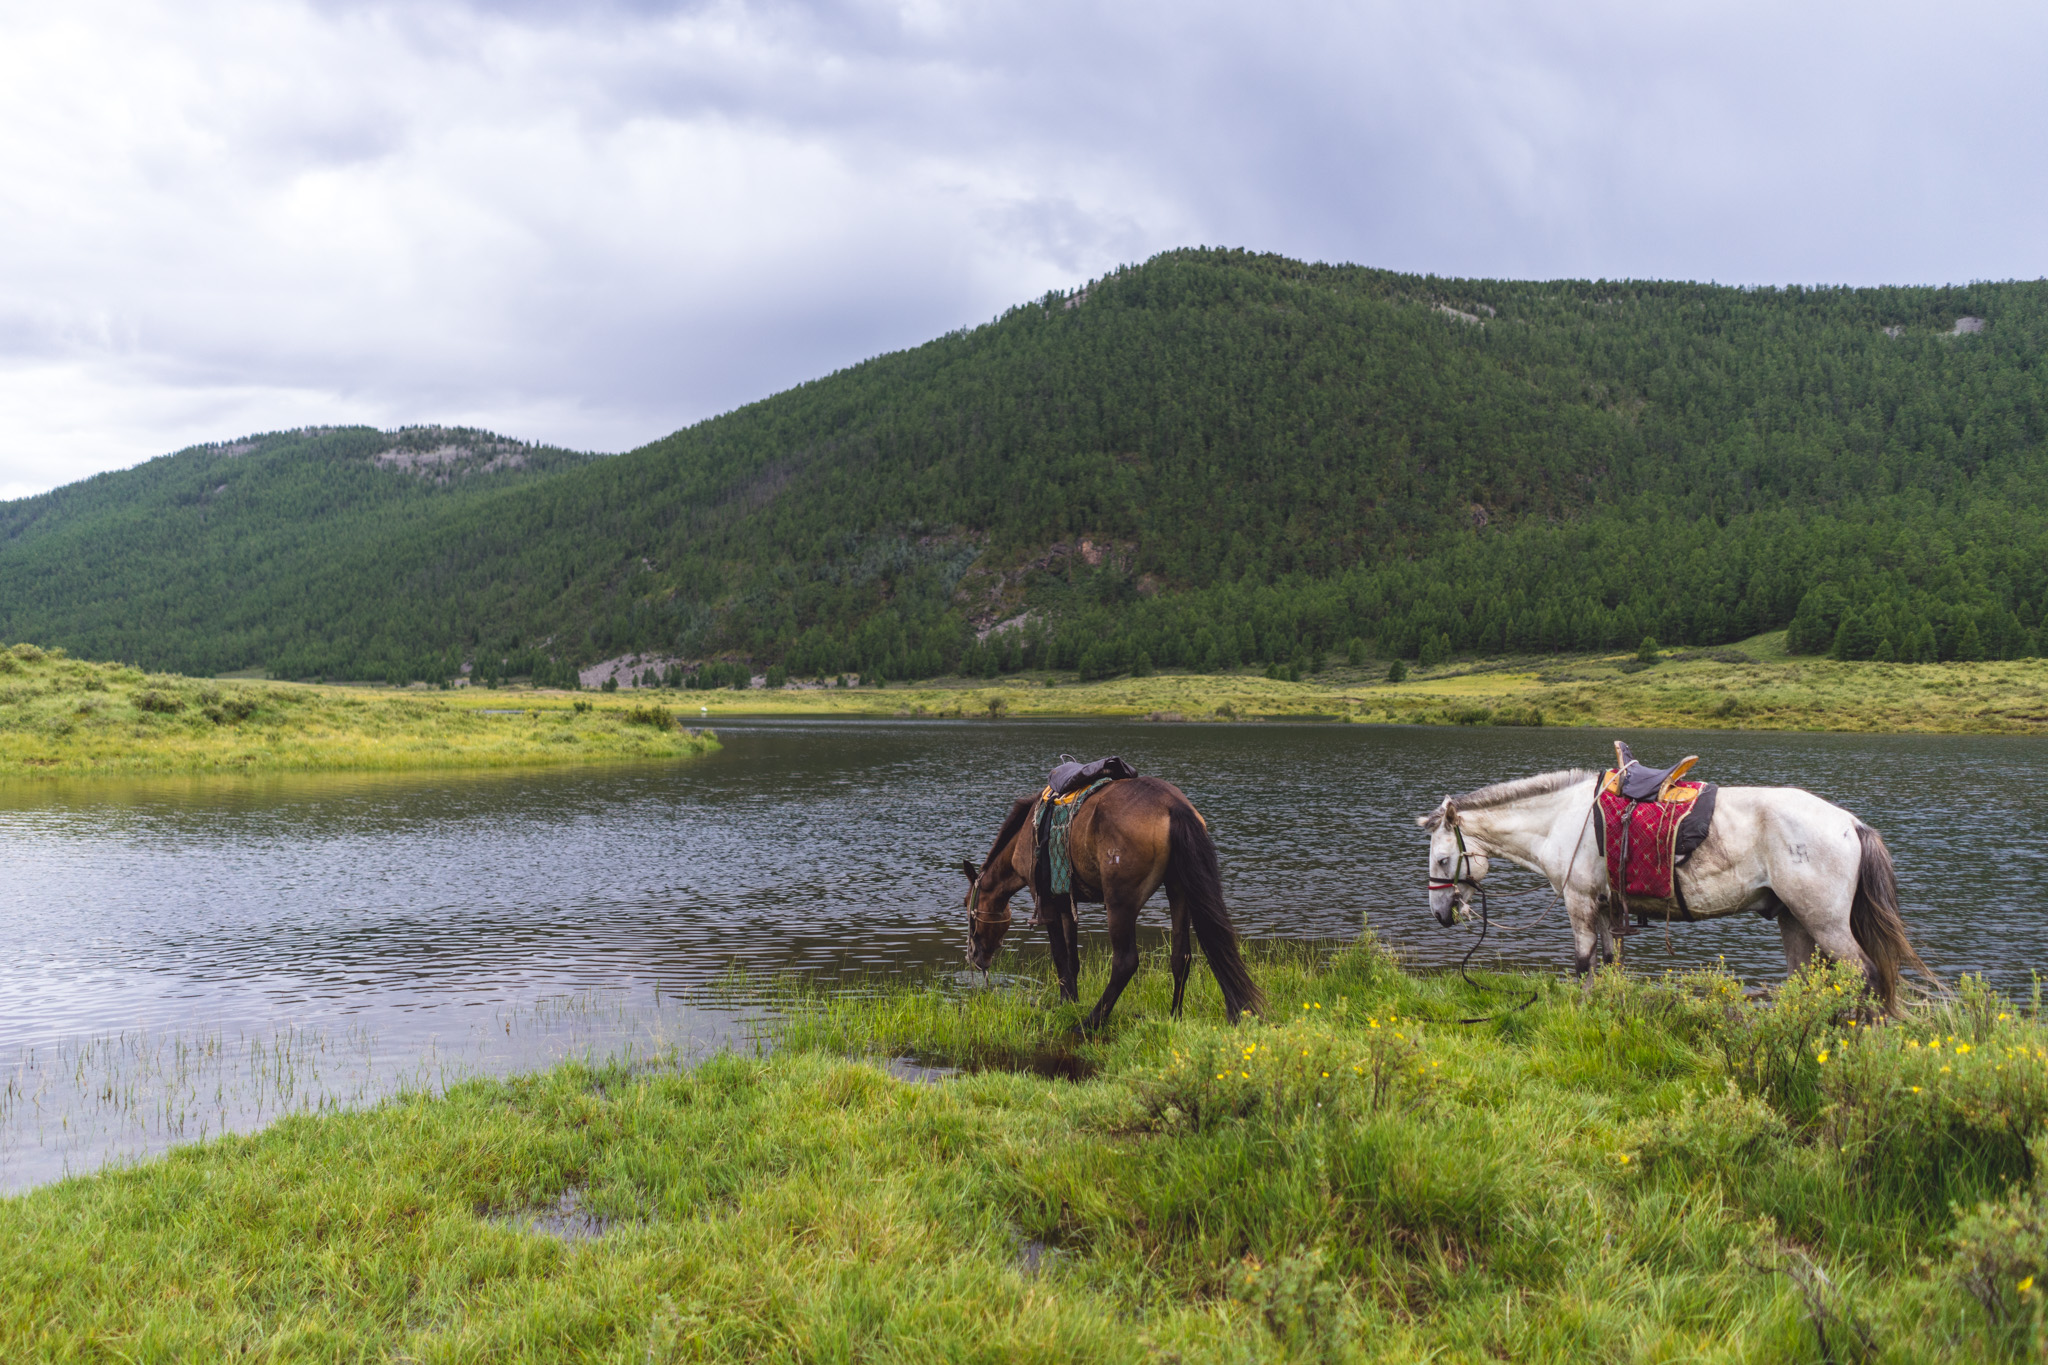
[2, 941, 2045, 1360]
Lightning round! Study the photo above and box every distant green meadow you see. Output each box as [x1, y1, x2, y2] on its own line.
[0, 643, 716, 777]
[4, 940, 2043, 1361]
[629, 632, 2048, 737]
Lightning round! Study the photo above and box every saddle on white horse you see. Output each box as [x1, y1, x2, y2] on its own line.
[1595, 741, 1719, 918]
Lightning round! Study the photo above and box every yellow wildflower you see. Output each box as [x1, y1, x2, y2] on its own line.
[1816, 1051, 1830, 1064]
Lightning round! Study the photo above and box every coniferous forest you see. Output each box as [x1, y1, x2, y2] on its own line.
[1, 249, 2043, 684]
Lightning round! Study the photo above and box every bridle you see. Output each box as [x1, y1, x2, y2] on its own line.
[1426, 822, 1484, 909]
[1423, 811, 1540, 1023]
[965, 878, 1011, 930]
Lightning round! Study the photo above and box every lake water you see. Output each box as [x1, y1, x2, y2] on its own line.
[3, 721, 2043, 1188]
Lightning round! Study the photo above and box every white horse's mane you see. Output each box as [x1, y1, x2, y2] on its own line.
[1416, 768, 1595, 829]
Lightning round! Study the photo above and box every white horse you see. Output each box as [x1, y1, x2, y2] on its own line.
[1416, 768, 1932, 1014]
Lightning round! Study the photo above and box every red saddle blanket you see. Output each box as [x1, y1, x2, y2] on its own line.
[1597, 780, 1710, 903]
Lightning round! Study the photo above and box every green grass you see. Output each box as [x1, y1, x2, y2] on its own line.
[0, 643, 718, 776]
[677, 633, 2048, 735]
[5, 941, 2046, 1361]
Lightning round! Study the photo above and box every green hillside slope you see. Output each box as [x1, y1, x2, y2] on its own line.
[2, 249, 2044, 683]
[0, 427, 599, 677]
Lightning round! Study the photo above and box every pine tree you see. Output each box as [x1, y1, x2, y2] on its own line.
[1955, 620, 1985, 662]
[1830, 613, 1878, 662]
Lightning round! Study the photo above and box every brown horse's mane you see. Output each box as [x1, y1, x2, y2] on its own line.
[979, 795, 1037, 872]
[1417, 769, 1595, 829]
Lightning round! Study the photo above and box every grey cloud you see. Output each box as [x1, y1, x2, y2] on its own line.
[1, 0, 2043, 496]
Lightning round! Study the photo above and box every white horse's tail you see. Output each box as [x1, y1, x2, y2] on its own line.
[1851, 822, 1935, 1015]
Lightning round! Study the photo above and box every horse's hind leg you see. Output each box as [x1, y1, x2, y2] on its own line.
[1778, 913, 1818, 974]
[1083, 900, 1141, 1031]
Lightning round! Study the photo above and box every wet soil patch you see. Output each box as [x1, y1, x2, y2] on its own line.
[486, 1187, 616, 1242]
[886, 1046, 1098, 1084]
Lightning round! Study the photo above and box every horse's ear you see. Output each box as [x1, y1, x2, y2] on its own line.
[960, 859, 979, 882]
[1442, 798, 1460, 828]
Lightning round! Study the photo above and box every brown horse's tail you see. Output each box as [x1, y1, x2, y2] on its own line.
[1165, 801, 1266, 1022]
[1850, 821, 1935, 1016]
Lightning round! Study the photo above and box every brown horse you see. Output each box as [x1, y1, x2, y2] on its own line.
[959, 776, 1266, 1027]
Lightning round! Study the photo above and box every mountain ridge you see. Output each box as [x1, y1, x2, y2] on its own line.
[2, 248, 2044, 682]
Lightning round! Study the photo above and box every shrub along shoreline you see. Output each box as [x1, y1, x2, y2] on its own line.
[3, 941, 2043, 1361]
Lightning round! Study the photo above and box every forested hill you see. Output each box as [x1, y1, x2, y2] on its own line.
[0, 427, 600, 674]
[2, 248, 2044, 684]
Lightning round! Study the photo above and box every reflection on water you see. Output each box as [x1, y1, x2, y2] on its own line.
[1, 721, 2043, 1188]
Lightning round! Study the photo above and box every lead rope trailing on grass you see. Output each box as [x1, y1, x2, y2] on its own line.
[1430, 796, 1597, 1026]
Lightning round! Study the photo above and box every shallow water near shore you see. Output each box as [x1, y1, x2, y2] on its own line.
[2, 721, 2043, 1189]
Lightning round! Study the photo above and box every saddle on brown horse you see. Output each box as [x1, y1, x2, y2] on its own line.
[1034, 756, 1139, 906]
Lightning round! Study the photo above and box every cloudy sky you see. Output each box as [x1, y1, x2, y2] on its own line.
[0, 0, 2041, 497]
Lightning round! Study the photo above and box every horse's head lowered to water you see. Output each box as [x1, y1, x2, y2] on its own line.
[959, 856, 1013, 971]
[959, 796, 1036, 971]
[1417, 797, 1490, 926]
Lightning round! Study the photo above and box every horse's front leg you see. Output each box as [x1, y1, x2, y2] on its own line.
[1040, 893, 1080, 1002]
[1082, 898, 1141, 1031]
[1567, 893, 1602, 995]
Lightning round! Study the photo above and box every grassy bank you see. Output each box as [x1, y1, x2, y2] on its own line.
[5, 944, 2045, 1361]
[8, 630, 2043, 779]
[682, 633, 2048, 735]
[0, 643, 717, 776]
